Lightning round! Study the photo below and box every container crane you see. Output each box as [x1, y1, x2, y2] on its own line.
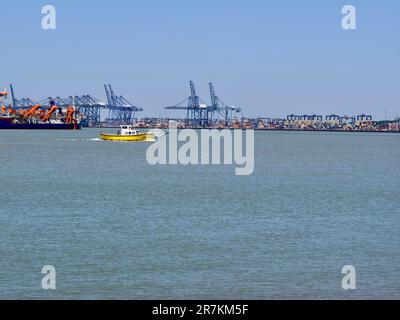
[7, 84, 143, 126]
[104, 84, 143, 124]
[208, 82, 241, 126]
[165, 81, 242, 127]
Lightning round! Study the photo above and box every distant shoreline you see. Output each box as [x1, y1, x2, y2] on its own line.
[94, 126, 400, 134]
[254, 128, 400, 134]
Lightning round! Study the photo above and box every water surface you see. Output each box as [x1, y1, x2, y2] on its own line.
[0, 129, 399, 299]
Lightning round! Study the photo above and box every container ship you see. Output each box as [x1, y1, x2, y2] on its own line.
[0, 89, 83, 130]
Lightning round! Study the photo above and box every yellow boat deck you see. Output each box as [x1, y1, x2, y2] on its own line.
[100, 125, 155, 142]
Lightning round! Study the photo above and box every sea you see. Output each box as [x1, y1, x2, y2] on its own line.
[0, 129, 399, 299]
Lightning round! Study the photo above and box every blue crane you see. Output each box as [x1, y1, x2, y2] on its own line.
[7, 84, 143, 126]
[165, 81, 242, 127]
[104, 84, 143, 124]
[209, 82, 241, 125]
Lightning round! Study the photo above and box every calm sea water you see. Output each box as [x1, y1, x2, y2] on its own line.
[0, 129, 399, 299]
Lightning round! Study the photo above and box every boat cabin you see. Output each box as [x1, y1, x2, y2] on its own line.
[120, 125, 140, 136]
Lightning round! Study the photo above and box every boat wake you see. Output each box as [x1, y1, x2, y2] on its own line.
[148, 129, 168, 138]
[56, 138, 103, 142]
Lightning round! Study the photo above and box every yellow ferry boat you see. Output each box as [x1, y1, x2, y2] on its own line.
[100, 125, 155, 142]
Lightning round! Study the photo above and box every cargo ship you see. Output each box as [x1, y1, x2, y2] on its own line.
[0, 89, 83, 130]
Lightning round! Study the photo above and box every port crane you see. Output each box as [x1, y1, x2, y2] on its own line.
[8, 84, 143, 126]
[209, 82, 242, 125]
[21, 104, 41, 117]
[104, 84, 143, 124]
[165, 81, 208, 127]
[41, 104, 59, 122]
[165, 81, 241, 127]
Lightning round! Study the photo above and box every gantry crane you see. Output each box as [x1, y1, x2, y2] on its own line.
[165, 81, 242, 127]
[104, 84, 143, 124]
[7, 84, 143, 126]
[209, 82, 241, 125]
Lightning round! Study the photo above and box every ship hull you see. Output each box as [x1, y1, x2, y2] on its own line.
[0, 117, 81, 130]
[0, 120, 81, 130]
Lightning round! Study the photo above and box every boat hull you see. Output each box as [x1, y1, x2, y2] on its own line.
[100, 133, 154, 142]
[0, 120, 81, 130]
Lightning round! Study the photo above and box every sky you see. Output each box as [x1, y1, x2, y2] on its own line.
[1, 0, 400, 119]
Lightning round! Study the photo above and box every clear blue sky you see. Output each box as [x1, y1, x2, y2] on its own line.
[2, 0, 400, 119]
